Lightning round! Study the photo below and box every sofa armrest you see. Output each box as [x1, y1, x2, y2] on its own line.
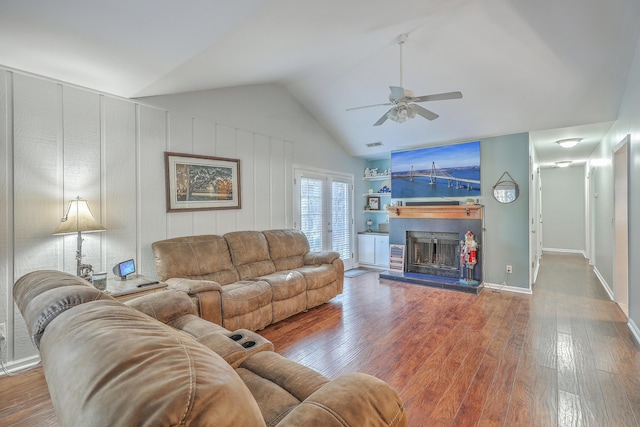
[165, 278, 224, 325]
[125, 290, 196, 324]
[277, 373, 407, 427]
[303, 251, 340, 265]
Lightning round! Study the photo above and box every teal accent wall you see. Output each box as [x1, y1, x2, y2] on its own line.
[481, 132, 530, 289]
[366, 132, 531, 289]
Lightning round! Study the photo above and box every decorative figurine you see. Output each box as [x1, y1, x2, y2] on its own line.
[366, 218, 373, 232]
[460, 231, 478, 285]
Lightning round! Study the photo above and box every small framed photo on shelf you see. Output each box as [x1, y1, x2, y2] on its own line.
[367, 196, 380, 210]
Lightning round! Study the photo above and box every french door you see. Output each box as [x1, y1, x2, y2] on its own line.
[294, 168, 355, 270]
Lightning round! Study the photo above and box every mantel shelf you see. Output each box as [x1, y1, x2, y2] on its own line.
[388, 205, 483, 219]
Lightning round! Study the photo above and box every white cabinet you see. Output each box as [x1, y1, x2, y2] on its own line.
[375, 236, 390, 266]
[358, 234, 389, 267]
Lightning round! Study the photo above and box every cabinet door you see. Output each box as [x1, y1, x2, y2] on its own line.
[358, 234, 375, 264]
[374, 236, 390, 266]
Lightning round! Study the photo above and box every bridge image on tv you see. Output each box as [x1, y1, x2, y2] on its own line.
[391, 141, 480, 199]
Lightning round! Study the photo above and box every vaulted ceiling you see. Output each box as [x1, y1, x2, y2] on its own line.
[1, 0, 639, 163]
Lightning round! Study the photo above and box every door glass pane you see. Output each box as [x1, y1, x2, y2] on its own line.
[331, 180, 351, 260]
[300, 176, 324, 252]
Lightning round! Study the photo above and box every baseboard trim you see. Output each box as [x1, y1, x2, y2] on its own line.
[483, 282, 532, 295]
[629, 319, 640, 347]
[0, 355, 40, 377]
[592, 266, 614, 301]
[542, 248, 587, 258]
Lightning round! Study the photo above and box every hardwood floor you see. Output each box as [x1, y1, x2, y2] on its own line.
[1, 253, 639, 426]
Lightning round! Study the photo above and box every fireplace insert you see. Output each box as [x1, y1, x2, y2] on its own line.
[406, 231, 460, 277]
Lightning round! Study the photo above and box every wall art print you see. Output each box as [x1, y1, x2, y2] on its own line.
[165, 152, 241, 212]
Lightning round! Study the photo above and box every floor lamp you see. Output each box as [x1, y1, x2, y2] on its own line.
[53, 197, 106, 279]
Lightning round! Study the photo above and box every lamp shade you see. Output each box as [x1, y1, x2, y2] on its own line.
[53, 198, 106, 235]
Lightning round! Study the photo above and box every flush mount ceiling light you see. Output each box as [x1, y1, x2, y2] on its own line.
[555, 161, 572, 168]
[556, 138, 582, 148]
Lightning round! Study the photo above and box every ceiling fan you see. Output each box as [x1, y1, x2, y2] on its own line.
[347, 33, 462, 126]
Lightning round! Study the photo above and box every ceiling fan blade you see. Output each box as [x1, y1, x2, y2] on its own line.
[412, 91, 463, 103]
[346, 102, 392, 112]
[373, 108, 393, 126]
[389, 86, 405, 101]
[410, 104, 439, 121]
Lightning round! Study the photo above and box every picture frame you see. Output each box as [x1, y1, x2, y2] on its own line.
[165, 152, 241, 212]
[367, 196, 380, 210]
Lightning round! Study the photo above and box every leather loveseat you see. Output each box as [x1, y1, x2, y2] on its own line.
[14, 270, 407, 427]
[152, 229, 344, 331]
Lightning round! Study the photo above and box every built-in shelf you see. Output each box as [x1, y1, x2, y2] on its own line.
[363, 175, 391, 181]
[388, 205, 483, 219]
[362, 193, 391, 197]
[362, 210, 388, 214]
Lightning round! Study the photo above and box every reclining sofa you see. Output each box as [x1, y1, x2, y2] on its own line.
[14, 270, 407, 426]
[152, 229, 344, 331]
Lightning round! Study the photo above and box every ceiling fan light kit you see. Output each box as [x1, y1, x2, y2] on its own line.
[347, 33, 462, 126]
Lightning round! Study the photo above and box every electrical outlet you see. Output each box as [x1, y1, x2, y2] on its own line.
[506, 265, 513, 274]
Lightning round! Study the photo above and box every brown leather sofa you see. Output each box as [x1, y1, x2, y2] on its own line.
[152, 229, 344, 331]
[14, 270, 407, 427]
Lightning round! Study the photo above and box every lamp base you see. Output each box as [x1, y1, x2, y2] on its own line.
[78, 263, 93, 280]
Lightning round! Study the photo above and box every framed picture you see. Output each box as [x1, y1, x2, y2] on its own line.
[367, 196, 380, 210]
[165, 152, 241, 212]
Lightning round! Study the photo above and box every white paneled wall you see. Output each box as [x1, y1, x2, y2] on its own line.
[0, 69, 294, 365]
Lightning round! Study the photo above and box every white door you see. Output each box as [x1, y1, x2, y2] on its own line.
[294, 168, 355, 270]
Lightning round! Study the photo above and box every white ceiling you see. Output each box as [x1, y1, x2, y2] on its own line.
[1, 0, 639, 162]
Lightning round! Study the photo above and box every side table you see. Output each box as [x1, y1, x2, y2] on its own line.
[105, 275, 167, 302]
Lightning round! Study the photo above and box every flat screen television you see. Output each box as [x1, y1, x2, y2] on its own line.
[391, 141, 481, 199]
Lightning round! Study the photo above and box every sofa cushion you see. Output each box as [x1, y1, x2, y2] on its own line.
[257, 270, 306, 300]
[238, 351, 330, 426]
[224, 231, 276, 279]
[221, 280, 273, 330]
[263, 229, 309, 271]
[40, 301, 266, 426]
[13, 270, 97, 314]
[295, 265, 338, 290]
[152, 235, 239, 284]
[256, 270, 308, 322]
[14, 271, 115, 348]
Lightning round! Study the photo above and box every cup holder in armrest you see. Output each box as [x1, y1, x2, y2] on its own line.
[229, 334, 243, 341]
[241, 340, 256, 348]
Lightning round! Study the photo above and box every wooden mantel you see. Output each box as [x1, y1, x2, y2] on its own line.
[387, 205, 483, 219]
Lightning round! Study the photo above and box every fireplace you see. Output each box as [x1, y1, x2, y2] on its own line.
[380, 207, 483, 293]
[406, 231, 460, 277]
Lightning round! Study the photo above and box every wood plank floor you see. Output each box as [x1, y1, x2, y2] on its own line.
[1, 252, 639, 426]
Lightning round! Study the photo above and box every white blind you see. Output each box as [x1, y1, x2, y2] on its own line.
[300, 176, 324, 252]
[331, 180, 351, 259]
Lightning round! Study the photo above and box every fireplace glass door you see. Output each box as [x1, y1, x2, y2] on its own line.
[406, 231, 460, 277]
